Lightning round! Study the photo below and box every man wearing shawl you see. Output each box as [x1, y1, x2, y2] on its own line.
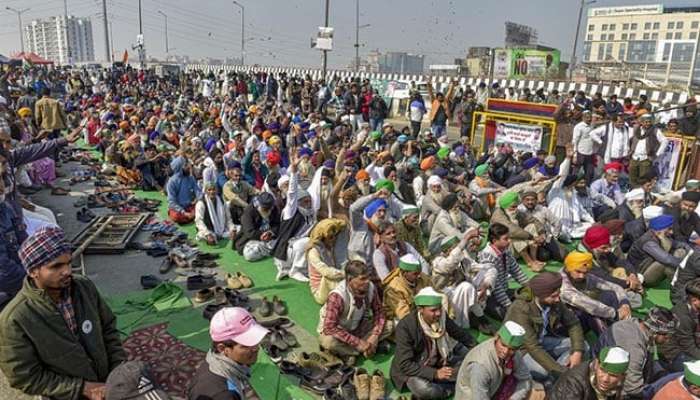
[308, 163, 344, 221]
[166, 156, 200, 224]
[429, 192, 480, 256]
[222, 160, 259, 227]
[455, 321, 533, 400]
[421, 175, 448, 234]
[547, 146, 595, 239]
[348, 181, 402, 264]
[390, 287, 476, 399]
[272, 154, 317, 282]
[233, 192, 280, 261]
[372, 223, 430, 281]
[306, 218, 348, 304]
[468, 163, 503, 211]
[559, 251, 632, 335]
[195, 180, 235, 245]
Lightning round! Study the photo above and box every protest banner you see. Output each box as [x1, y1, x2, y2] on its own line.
[494, 122, 544, 153]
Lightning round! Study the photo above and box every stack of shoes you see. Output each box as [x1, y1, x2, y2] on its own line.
[258, 317, 294, 330]
[279, 361, 330, 394]
[258, 296, 286, 317]
[266, 326, 298, 351]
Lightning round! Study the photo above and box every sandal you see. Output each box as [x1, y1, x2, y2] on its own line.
[51, 187, 70, 196]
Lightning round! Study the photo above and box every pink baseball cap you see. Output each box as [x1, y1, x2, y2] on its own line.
[209, 307, 269, 346]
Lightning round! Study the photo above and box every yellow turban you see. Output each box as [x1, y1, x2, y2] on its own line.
[17, 107, 32, 118]
[564, 251, 593, 272]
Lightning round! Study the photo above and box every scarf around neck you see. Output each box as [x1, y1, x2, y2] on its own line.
[206, 350, 251, 400]
[417, 306, 454, 363]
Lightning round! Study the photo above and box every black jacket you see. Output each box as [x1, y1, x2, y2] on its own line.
[549, 362, 622, 400]
[599, 203, 636, 224]
[660, 302, 700, 362]
[271, 210, 309, 260]
[665, 205, 700, 244]
[622, 218, 646, 253]
[188, 360, 242, 400]
[390, 309, 474, 390]
[671, 251, 700, 305]
[233, 203, 280, 254]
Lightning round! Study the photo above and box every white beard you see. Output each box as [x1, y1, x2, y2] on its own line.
[449, 209, 463, 227]
[320, 184, 332, 200]
[357, 182, 370, 195]
[430, 190, 445, 205]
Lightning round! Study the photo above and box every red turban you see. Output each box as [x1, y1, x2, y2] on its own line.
[583, 225, 610, 250]
[266, 151, 281, 166]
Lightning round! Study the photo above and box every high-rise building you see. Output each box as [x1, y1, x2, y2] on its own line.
[378, 52, 425, 75]
[25, 16, 95, 64]
[583, 4, 700, 86]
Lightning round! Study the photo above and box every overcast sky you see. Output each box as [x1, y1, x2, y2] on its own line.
[0, 0, 696, 68]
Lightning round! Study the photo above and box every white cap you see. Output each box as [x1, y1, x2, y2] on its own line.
[277, 175, 290, 189]
[625, 188, 645, 201]
[427, 175, 443, 187]
[643, 205, 663, 220]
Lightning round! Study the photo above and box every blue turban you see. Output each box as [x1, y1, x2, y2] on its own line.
[522, 157, 539, 170]
[148, 130, 160, 141]
[298, 147, 313, 158]
[454, 146, 465, 157]
[226, 160, 242, 170]
[434, 167, 449, 178]
[299, 122, 310, 130]
[649, 215, 674, 231]
[323, 159, 335, 169]
[292, 115, 303, 124]
[306, 130, 317, 139]
[397, 134, 409, 144]
[204, 137, 217, 153]
[268, 122, 280, 131]
[365, 199, 387, 219]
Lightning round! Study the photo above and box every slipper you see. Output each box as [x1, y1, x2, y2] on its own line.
[76, 208, 95, 223]
[51, 187, 70, 195]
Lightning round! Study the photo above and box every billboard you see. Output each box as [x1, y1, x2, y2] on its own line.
[493, 48, 561, 79]
[505, 22, 538, 48]
[588, 4, 662, 17]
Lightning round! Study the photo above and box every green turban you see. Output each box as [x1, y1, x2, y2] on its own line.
[437, 147, 450, 160]
[475, 164, 488, 177]
[375, 178, 395, 193]
[499, 191, 520, 209]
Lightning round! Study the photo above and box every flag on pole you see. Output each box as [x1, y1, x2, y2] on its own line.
[122, 50, 128, 64]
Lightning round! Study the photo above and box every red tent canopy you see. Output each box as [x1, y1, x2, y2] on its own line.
[11, 52, 54, 65]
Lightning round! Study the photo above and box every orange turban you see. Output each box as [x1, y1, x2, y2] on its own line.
[420, 156, 436, 171]
[262, 130, 273, 140]
[356, 170, 370, 181]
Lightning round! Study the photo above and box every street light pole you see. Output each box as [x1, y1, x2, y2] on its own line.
[6, 7, 30, 53]
[102, 0, 110, 62]
[570, 0, 596, 80]
[355, 0, 359, 72]
[232, 1, 245, 66]
[322, 0, 330, 81]
[157, 10, 169, 57]
[137, 0, 145, 68]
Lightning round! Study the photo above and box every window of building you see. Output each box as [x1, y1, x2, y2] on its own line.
[668, 21, 675, 29]
[609, 24, 616, 30]
[652, 32, 658, 39]
[587, 34, 593, 41]
[606, 43, 614, 60]
[653, 22, 660, 30]
[675, 32, 682, 40]
[601, 34, 607, 40]
[618, 43, 627, 61]
[692, 21, 699, 29]
[627, 40, 656, 62]
[588, 24, 595, 31]
[597, 43, 605, 60]
[602, 24, 608, 31]
[666, 32, 674, 40]
[643, 33, 650, 40]
[623, 23, 629, 30]
[622, 33, 628, 40]
[631, 23, 638, 30]
[584, 42, 592, 61]
[629, 33, 636, 40]
[644, 22, 652, 30]
[676, 21, 684, 29]
[608, 34, 615, 40]
[691, 32, 698, 40]
[672, 42, 695, 62]
[662, 42, 672, 62]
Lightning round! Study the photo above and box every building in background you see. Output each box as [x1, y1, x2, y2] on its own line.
[24, 16, 95, 64]
[378, 52, 425, 74]
[583, 4, 700, 88]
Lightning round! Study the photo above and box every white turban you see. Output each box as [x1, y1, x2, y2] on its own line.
[427, 175, 443, 187]
[277, 175, 290, 189]
[642, 205, 663, 220]
[625, 188, 644, 201]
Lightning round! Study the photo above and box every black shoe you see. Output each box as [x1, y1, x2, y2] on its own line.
[203, 304, 224, 320]
[272, 295, 287, 316]
[140, 274, 162, 289]
[261, 342, 284, 364]
[278, 328, 298, 348]
[186, 274, 216, 290]
[300, 376, 332, 395]
[375, 340, 392, 354]
[224, 288, 249, 304]
[269, 329, 289, 351]
[259, 296, 273, 317]
[159, 258, 173, 274]
[258, 317, 294, 329]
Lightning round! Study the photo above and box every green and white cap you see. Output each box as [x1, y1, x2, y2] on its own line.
[440, 236, 460, 252]
[684, 360, 700, 387]
[414, 287, 443, 307]
[498, 321, 526, 349]
[401, 205, 420, 216]
[687, 180, 700, 190]
[598, 347, 630, 375]
[399, 254, 421, 272]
